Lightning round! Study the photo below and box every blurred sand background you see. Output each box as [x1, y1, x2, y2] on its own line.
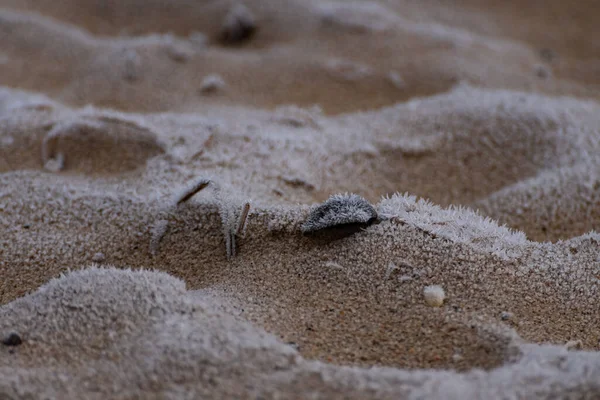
[0, 0, 599, 398]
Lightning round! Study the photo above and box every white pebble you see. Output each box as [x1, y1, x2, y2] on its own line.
[565, 340, 582, 351]
[44, 154, 65, 172]
[166, 44, 193, 63]
[200, 74, 226, 94]
[92, 252, 106, 263]
[423, 285, 445, 307]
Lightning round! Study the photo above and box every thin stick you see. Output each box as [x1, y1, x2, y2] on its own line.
[236, 201, 251, 236]
[175, 178, 212, 205]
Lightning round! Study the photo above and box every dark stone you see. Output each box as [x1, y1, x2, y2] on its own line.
[301, 193, 378, 242]
[220, 5, 257, 45]
[2, 332, 22, 346]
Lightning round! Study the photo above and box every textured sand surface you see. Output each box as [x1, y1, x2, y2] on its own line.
[1, 1, 599, 399]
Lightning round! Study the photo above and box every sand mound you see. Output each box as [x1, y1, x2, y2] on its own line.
[474, 160, 600, 242]
[324, 86, 600, 205]
[2, 267, 600, 399]
[2, 0, 600, 398]
[0, 93, 165, 174]
[40, 115, 165, 175]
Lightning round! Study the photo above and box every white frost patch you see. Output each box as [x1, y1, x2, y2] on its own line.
[378, 193, 528, 260]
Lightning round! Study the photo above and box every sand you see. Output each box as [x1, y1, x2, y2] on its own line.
[0, 1, 599, 398]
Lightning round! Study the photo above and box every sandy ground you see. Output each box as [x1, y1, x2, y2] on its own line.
[1, 1, 600, 399]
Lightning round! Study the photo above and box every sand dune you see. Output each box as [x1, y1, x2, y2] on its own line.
[1, 0, 600, 399]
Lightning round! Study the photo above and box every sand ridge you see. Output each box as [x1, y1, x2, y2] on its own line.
[1, 0, 600, 399]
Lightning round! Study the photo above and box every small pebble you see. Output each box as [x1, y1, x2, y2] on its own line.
[500, 311, 513, 321]
[423, 285, 445, 307]
[220, 3, 257, 44]
[92, 252, 106, 263]
[200, 74, 226, 94]
[534, 64, 551, 79]
[2, 332, 22, 346]
[166, 45, 193, 63]
[565, 340, 582, 351]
